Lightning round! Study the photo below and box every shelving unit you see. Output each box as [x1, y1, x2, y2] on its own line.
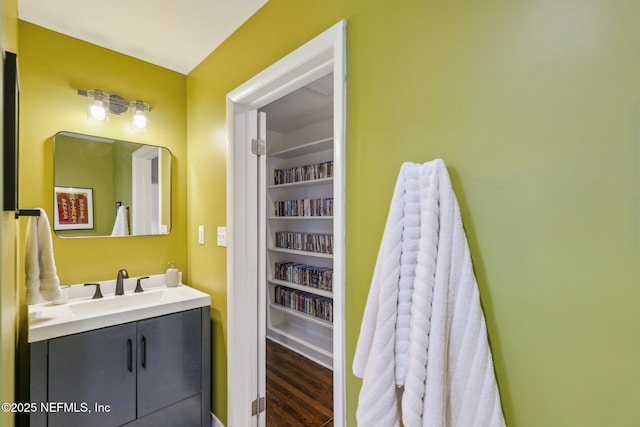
[265, 136, 337, 369]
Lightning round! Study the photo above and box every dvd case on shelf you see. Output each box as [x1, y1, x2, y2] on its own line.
[274, 261, 333, 291]
[274, 160, 334, 185]
[275, 231, 334, 254]
[274, 285, 333, 322]
[274, 197, 334, 217]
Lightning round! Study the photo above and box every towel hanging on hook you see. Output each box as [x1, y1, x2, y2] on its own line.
[353, 159, 505, 427]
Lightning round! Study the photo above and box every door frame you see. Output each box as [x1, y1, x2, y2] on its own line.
[131, 145, 160, 235]
[226, 20, 346, 427]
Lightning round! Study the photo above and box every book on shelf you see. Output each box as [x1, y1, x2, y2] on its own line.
[274, 160, 334, 185]
[274, 285, 333, 322]
[274, 197, 334, 217]
[274, 261, 333, 291]
[275, 231, 333, 254]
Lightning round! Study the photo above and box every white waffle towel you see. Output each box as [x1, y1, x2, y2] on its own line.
[353, 159, 505, 427]
[25, 208, 63, 304]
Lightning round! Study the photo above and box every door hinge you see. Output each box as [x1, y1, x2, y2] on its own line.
[251, 138, 265, 155]
[251, 396, 266, 416]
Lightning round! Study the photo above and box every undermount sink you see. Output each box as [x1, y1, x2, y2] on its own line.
[28, 274, 211, 343]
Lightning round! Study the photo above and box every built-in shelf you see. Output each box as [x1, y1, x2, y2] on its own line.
[268, 247, 333, 259]
[270, 304, 333, 329]
[269, 137, 333, 159]
[268, 322, 333, 357]
[268, 177, 334, 190]
[268, 278, 333, 298]
[268, 216, 333, 220]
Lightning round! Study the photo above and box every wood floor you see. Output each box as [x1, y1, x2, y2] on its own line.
[266, 339, 333, 427]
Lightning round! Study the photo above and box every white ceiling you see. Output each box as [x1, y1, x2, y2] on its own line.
[17, 0, 269, 74]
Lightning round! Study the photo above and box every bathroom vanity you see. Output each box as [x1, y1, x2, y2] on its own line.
[24, 276, 211, 427]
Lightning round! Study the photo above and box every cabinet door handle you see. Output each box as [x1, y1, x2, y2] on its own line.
[127, 338, 133, 373]
[141, 336, 147, 369]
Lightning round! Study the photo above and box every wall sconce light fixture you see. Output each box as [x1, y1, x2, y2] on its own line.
[78, 89, 151, 129]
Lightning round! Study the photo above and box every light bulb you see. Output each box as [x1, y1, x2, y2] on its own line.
[131, 101, 150, 130]
[89, 100, 107, 121]
[132, 110, 148, 129]
[86, 89, 108, 121]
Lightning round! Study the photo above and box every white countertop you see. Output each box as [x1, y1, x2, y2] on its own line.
[28, 274, 211, 343]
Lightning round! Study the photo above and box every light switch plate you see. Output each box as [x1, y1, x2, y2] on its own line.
[217, 227, 227, 247]
[198, 225, 205, 245]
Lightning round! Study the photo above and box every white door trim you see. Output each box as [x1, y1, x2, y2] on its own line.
[226, 107, 260, 427]
[226, 20, 346, 427]
[131, 145, 159, 235]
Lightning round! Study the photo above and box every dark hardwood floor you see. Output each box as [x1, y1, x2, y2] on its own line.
[266, 339, 333, 426]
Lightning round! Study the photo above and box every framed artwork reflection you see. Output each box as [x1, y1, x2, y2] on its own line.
[54, 187, 94, 230]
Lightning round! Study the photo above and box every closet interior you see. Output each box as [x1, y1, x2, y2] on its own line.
[260, 72, 338, 425]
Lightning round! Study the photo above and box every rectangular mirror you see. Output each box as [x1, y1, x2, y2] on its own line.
[54, 131, 171, 237]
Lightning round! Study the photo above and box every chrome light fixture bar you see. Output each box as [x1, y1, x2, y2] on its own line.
[78, 89, 150, 129]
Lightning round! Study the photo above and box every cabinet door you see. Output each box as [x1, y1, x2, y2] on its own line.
[48, 323, 137, 427]
[136, 309, 202, 418]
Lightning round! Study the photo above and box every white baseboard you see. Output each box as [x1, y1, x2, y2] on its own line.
[211, 412, 225, 427]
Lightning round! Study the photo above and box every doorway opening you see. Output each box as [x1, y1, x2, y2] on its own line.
[226, 21, 346, 427]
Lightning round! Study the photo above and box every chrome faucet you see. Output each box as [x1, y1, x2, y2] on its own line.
[116, 269, 128, 295]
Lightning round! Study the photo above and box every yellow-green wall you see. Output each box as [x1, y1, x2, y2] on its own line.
[18, 22, 188, 286]
[112, 141, 137, 223]
[1, 0, 19, 425]
[187, 0, 640, 425]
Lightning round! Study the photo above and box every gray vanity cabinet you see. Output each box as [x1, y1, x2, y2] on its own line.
[28, 307, 210, 427]
[48, 322, 137, 427]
